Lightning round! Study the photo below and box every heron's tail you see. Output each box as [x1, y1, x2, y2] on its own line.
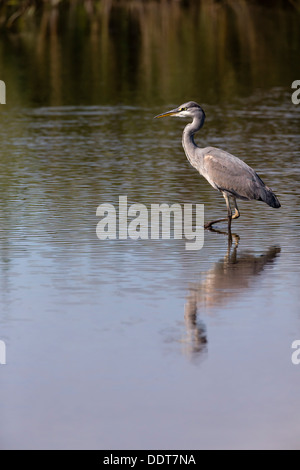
[259, 185, 281, 208]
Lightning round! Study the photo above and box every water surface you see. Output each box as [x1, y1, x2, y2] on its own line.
[0, 0, 300, 450]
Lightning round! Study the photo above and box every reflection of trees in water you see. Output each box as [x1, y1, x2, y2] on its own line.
[1, 0, 299, 106]
[182, 241, 281, 360]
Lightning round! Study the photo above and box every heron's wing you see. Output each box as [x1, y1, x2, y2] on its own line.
[200, 147, 265, 201]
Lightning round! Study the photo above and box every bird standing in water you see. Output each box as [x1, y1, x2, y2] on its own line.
[155, 101, 280, 231]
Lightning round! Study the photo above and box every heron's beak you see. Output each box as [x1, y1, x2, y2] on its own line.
[154, 107, 180, 119]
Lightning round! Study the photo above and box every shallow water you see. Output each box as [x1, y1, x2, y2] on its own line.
[1, 1, 300, 450]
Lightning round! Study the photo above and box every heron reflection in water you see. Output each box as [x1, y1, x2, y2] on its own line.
[155, 101, 280, 233]
[181, 241, 281, 360]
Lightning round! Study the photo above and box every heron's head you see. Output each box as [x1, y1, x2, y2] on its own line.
[154, 101, 205, 120]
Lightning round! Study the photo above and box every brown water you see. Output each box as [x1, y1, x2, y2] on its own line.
[0, 0, 300, 450]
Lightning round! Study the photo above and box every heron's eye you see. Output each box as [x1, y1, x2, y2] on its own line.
[179, 107, 186, 111]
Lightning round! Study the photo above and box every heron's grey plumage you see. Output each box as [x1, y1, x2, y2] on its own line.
[189, 146, 280, 207]
[155, 101, 280, 230]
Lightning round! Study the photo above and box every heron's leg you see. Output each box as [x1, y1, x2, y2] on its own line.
[232, 198, 240, 220]
[204, 217, 228, 229]
[204, 193, 232, 230]
[223, 193, 232, 232]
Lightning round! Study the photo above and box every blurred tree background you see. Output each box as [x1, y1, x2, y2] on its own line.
[0, 0, 300, 107]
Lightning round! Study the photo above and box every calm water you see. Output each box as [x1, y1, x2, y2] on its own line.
[1, 0, 300, 450]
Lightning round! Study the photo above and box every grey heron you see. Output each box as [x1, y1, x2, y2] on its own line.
[155, 101, 280, 231]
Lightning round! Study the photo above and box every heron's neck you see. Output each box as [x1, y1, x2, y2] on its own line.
[182, 115, 205, 169]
